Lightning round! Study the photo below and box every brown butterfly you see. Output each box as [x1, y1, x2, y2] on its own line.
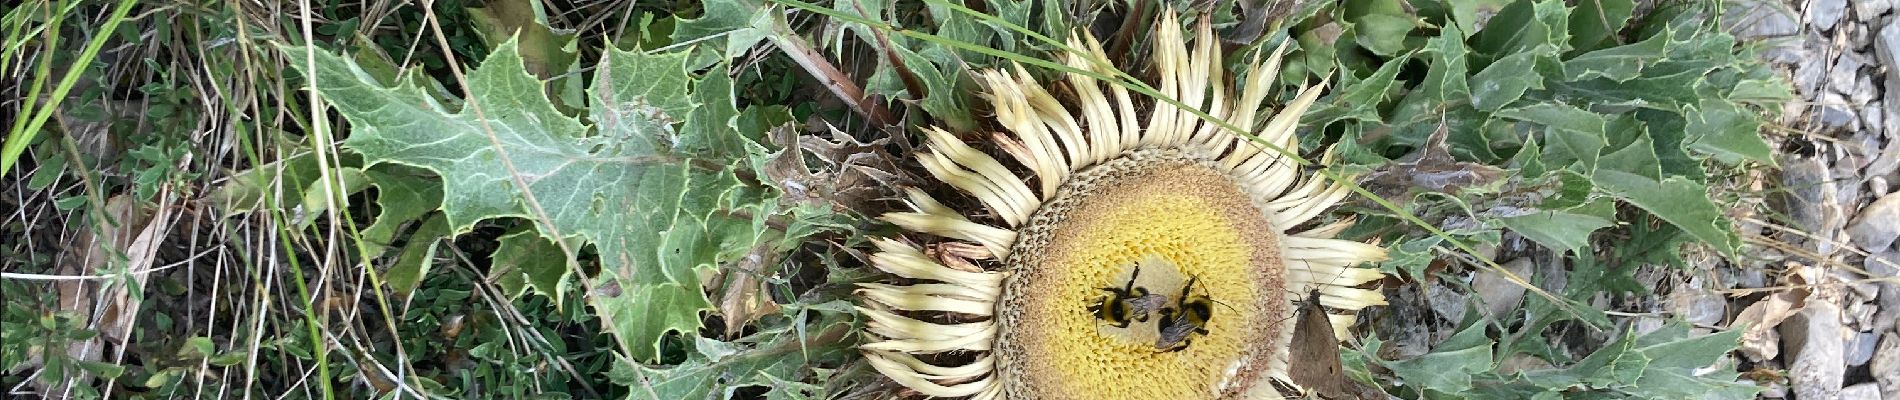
[1284, 289, 1388, 400]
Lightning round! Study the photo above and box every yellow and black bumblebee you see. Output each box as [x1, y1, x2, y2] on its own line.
[1155, 276, 1228, 352]
[1087, 264, 1169, 328]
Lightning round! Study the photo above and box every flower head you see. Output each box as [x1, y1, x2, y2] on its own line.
[859, 13, 1389, 399]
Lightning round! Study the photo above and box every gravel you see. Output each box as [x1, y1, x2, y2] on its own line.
[1847, 192, 1900, 251]
[1812, 0, 1849, 30]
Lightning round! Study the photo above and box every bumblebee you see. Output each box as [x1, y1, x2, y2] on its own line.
[1155, 276, 1227, 352]
[1087, 264, 1168, 328]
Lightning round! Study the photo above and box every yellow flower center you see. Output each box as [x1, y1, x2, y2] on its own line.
[997, 150, 1290, 399]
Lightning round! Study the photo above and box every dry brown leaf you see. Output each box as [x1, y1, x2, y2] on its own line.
[717, 245, 782, 339]
[27, 193, 170, 394]
[765, 124, 909, 215]
[1732, 286, 1810, 361]
[1364, 122, 1505, 199]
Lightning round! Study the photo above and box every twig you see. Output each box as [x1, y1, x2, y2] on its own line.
[852, 1, 927, 102]
[767, 19, 898, 127]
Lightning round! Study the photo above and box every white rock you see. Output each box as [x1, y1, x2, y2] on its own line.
[1881, 18, 1900, 67]
[1668, 283, 1729, 326]
[1727, 0, 1802, 39]
[1878, 21, 1900, 139]
[1796, 55, 1830, 98]
[1472, 258, 1534, 319]
[1822, 92, 1862, 130]
[1426, 282, 1468, 323]
[1840, 383, 1881, 399]
[1852, 75, 1879, 105]
[1855, 0, 1893, 21]
[1852, 21, 1875, 49]
[1871, 252, 1899, 333]
[1814, 0, 1850, 30]
[1783, 156, 1849, 254]
[1865, 101, 1886, 132]
[1868, 129, 1900, 178]
[1781, 302, 1845, 400]
[1873, 334, 1900, 398]
[1849, 331, 1880, 366]
[1831, 53, 1868, 98]
[1847, 192, 1900, 251]
[1759, 381, 1789, 398]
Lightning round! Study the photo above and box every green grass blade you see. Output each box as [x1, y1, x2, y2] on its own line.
[0, 0, 137, 176]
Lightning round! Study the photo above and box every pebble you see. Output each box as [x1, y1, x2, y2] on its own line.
[1425, 282, 1468, 324]
[1761, 38, 1811, 64]
[1781, 301, 1846, 400]
[1880, 19, 1900, 68]
[1849, 330, 1881, 366]
[1854, 0, 1892, 21]
[1667, 282, 1729, 326]
[1783, 156, 1850, 254]
[1868, 129, 1900, 178]
[1852, 75, 1879, 105]
[1759, 380, 1790, 398]
[1471, 258, 1533, 319]
[1840, 383, 1881, 399]
[1821, 92, 1861, 129]
[1872, 251, 1899, 333]
[1796, 55, 1830, 98]
[1814, 0, 1850, 31]
[1873, 334, 1900, 397]
[1847, 192, 1900, 251]
[1851, 21, 1875, 49]
[1864, 101, 1886, 134]
[1728, 0, 1802, 39]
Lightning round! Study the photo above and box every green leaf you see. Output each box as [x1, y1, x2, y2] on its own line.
[25, 152, 65, 191]
[610, 318, 856, 399]
[671, 0, 776, 62]
[1499, 210, 1613, 253]
[1306, 51, 1415, 126]
[1445, 0, 1515, 38]
[1592, 170, 1739, 256]
[1354, 14, 1418, 56]
[1555, 328, 1650, 387]
[75, 360, 126, 379]
[1469, 50, 1545, 111]
[1611, 219, 1694, 268]
[1471, 0, 1569, 54]
[1424, 25, 1472, 102]
[284, 37, 769, 362]
[1386, 320, 1494, 394]
[1683, 99, 1775, 165]
[385, 214, 448, 298]
[1728, 75, 1796, 104]
[1567, 0, 1636, 51]
[1380, 235, 1444, 280]
[1495, 103, 1608, 137]
[213, 150, 361, 217]
[467, 0, 579, 81]
[1598, 132, 1663, 180]
[359, 166, 442, 259]
[1516, 322, 1757, 397]
[182, 337, 215, 358]
[1512, 136, 1546, 176]
[1562, 28, 1669, 82]
[492, 228, 571, 301]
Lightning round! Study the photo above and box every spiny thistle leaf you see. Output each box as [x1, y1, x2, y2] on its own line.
[282, 37, 771, 362]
